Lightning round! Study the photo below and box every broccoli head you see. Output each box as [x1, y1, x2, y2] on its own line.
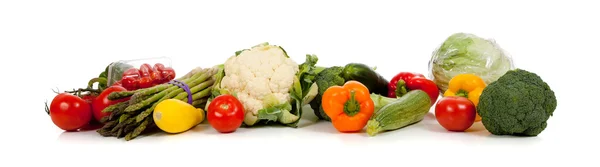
[309, 66, 345, 121]
[477, 69, 557, 136]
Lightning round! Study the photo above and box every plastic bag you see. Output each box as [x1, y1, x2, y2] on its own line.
[107, 57, 174, 90]
[428, 33, 515, 93]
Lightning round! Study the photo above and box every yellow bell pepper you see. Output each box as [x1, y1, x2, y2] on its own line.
[443, 74, 486, 122]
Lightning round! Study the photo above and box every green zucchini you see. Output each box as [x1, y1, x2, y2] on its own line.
[366, 90, 431, 136]
[341, 63, 389, 96]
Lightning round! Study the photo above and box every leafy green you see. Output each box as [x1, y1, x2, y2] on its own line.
[309, 66, 345, 121]
[477, 69, 557, 136]
[429, 32, 515, 93]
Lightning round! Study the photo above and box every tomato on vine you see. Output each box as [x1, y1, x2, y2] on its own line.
[47, 93, 93, 131]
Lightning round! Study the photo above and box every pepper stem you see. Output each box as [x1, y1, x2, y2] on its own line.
[344, 90, 361, 117]
[395, 79, 408, 97]
[456, 89, 469, 98]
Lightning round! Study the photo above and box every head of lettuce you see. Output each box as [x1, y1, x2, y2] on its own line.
[428, 33, 515, 93]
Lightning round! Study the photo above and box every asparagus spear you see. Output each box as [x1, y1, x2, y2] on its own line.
[124, 72, 211, 112]
[125, 117, 151, 141]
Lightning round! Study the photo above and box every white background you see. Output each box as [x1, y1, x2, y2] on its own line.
[1, 0, 598, 166]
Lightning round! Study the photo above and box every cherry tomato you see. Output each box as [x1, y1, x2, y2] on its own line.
[435, 96, 476, 132]
[139, 63, 153, 77]
[121, 76, 139, 90]
[92, 86, 129, 123]
[49, 93, 93, 131]
[161, 67, 176, 81]
[138, 76, 153, 88]
[207, 94, 245, 133]
[122, 68, 140, 78]
[150, 70, 163, 84]
[152, 63, 167, 83]
[153, 63, 166, 71]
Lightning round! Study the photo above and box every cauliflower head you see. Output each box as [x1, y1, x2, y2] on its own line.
[210, 43, 319, 127]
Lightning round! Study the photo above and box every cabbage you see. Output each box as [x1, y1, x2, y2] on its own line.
[428, 33, 515, 93]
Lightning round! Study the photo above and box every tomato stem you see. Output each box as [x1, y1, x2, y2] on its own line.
[65, 88, 101, 97]
[44, 101, 50, 115]
[220, 103, 230, 110]
[344, 90, 361, 117]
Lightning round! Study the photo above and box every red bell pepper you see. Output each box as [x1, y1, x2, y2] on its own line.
[388, 72, 439, 105]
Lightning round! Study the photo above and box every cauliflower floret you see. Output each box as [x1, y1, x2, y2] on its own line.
[219, 44, 299, 125]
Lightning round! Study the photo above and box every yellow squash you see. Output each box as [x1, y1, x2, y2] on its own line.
[153, 99, 205, 134]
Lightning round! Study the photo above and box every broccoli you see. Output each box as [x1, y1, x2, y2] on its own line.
[477, 69, 557, 136]
[309, 66, 345, 121]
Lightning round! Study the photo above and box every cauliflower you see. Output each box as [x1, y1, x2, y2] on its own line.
[208, 43, 320, 127]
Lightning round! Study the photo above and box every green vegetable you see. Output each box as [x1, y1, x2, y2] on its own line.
[477, 69, 557, 136]
[366, 90, 431, 136]
[309, 63, 389, 121]
[309, 66, 345, 121]
[428, 32, 515, 93]
[370, 93, 398, 112]
[97, 67, 219, 141]
[341, 63, 389, 96]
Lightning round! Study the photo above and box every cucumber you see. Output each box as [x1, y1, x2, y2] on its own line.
[366, 90, 431, 136]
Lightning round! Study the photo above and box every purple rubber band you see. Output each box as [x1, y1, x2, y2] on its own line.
[168, 80, 193, 104]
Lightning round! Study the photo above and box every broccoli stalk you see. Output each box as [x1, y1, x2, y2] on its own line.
[477, 69, 557, 136]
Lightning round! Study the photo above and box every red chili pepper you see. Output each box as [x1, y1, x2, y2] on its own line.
[388, 72, 439, 105]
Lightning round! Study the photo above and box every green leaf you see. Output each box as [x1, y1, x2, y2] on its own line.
[256, 102, 293, 124]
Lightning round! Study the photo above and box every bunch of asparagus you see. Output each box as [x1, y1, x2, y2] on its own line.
[97, 67, 219, 141]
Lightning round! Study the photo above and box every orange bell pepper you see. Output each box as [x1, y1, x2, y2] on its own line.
[322, 81, 375, 132]
[443, 73, 486, 122]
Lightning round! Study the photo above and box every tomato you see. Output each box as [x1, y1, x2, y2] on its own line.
[152, 63, 167, 83]
[435, 96, 476, 132]
[122, 68, 140, 78]
[92, 86, 129, 122]
[153, 63, 166, 71]
[139, 63, 153, 77]
[49, 93, 93, 131]
[150, 70, 163, 84]
[121, 76, 139, 90]
[207, 94, 245, 133]
[81, 94, 96, 104]
[161, 67, 176, 81]
[138, 76, 153, 88]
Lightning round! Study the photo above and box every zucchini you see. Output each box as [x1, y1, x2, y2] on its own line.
[366, 90, 431, 136]
[341, 63, 389, 96]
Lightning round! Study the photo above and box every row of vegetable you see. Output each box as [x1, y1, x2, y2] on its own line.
[44, 32, 558, 141]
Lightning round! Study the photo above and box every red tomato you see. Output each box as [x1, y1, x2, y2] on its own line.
[435, 96, 476, 132]
[152, 63, 167, 83]
[122, 68, 140, 78]
[81, 94, 96, 104]
[153, 63, 166, 71]
[139, 63, 153, 77]
[161, 67, 176, 81]
[92, 86, 129, 122]
[49, 93, 93, 131]
[150, 70, 163, 84]
[207, 94, 245, 133]
[138, 76, 153, 88]
[121, 76, 139, 90]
